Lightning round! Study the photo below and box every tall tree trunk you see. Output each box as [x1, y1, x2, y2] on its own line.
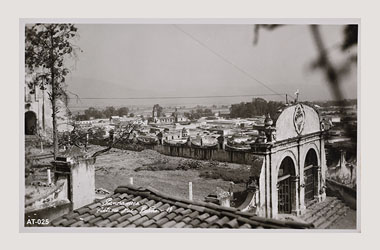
[50, 31, 58, 159]
[51, 72, 58, 159]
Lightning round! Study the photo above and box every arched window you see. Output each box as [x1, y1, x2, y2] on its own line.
[304, 149, 319, 203]
[278, 156, 296, 214]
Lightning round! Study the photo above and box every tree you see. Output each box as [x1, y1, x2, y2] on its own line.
[91, 121, 140, 158]
[25, 24, 81, 159]
[104, 106, 117, 118]
[229, 98, 283, 119]
[117, 107, 129, 117]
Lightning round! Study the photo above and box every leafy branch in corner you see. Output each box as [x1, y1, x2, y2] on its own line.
[91, 121, 141, 158]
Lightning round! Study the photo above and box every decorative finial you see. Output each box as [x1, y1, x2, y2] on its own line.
[294, 89, 300, 103]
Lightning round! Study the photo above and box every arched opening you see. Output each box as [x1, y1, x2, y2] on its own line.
[25, 111, 37, 135]
[277, 156, 296, 214]
[304, 149, 319, 203]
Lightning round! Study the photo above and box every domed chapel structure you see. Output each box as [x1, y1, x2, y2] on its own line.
[244, 103, 327, 219]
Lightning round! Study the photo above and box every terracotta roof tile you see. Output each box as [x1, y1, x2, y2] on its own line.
[88, 208, 99, 215]
[116, 213, 133, 223]
[155, 218, 169, 226]
[156, 203, 170, 212]
[61, 219, 77, 227]
[166, 212, 177, 220]
[205, 215, 219, 224]
[145, 200, 156, 207]
[198, 213, 210, 221]
[190, 218, 201, 227]
[51, 184, 314, 229]
[239, 223, 252, 229]
[198, 222, 210, 228]
[63, 212, 80, 220]
[81, 214, 95, 223]
[136, 204, 149, 213]
[173, 215, 184, 223]
[51, 218, 67, 226]
[141, 219, 155, 227]
[71, 221, 85, 227]
[226, 218, 239, 228]
[145, 210, 160, 219]
[213, 216, 230, 227]
[88, 202, 102, 210]
[116, 219, 132, 228]
[131, 196, 142, 202]
[179, 209, 192, 216]
[187, 205, 206, 213]
[108, 213, 122, 221]
[105, 221, 118, 227]
[162, 220, 176, 228]
[152, 211, 168, 221]
[85, 217, 99, 225]
[173, 207, 185, 214]
[181, 217, 193, 224]
[187, 211, 199, 219]
[127, 214, 142, 223]
[152, 201, 163, 209]
[174, 222, 186, 228]
[133, 216, 149, 226]
[94, 219, 110, 227]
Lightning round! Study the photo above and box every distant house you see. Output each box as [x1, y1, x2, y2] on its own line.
[218, 110, 230, 118]
[109, 116, 121, 124]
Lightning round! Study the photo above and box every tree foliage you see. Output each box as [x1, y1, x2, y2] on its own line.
[25, 24, 80, 98]
[25, 23, 81, 158]
[230, 98, 283, 118]
[74, 106, 130, 120]
[184, 108, 213, 120]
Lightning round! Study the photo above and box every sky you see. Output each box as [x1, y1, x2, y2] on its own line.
[65, 24, 357, 110]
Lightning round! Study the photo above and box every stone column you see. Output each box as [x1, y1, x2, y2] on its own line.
[320, 138, 327, 201]
[291, 175, 301, 216]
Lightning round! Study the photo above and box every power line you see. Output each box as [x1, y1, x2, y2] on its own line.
[172, 24, 294, 99]
[67, 93, 287, 100]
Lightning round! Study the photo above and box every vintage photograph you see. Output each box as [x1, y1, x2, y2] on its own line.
[22, 20, 359, 230]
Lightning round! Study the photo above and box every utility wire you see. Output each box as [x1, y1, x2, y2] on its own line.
[67, 93, 287, 100]
[172, 24, 295, 100]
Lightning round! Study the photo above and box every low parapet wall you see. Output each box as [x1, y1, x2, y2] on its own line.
[326, 178, 357, 210]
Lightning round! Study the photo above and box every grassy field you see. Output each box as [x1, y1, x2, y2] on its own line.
[91, 146, 247, 202]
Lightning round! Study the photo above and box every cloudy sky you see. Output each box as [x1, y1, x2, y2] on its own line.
[65, 23, 357, 109]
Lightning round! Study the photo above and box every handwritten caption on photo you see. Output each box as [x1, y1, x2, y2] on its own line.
[96, 198, 174, 215]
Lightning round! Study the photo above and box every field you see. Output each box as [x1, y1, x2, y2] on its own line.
[91, 146, 248, 202]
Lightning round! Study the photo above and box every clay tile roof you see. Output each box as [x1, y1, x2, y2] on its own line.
[50, 185, 314, 229]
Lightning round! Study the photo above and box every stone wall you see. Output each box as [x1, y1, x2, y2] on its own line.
[153, 144, 253, 164]
[90, 139, 255, 165]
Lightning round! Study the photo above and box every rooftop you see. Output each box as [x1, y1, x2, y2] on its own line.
[50, 184, 314, 229]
